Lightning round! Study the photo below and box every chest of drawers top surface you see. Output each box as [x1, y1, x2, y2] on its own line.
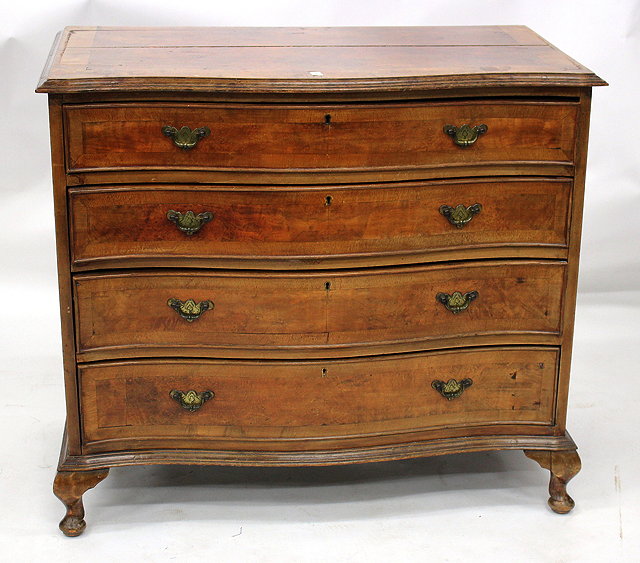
[37, 25, 605, 93]
[38, 26, 604, 535]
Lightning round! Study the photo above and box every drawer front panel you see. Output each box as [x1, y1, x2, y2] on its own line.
[79, 348, 559, 452]
[64, 101, 578, 174]
[69, 178, 571, 269]
[74, 261, 565, 359]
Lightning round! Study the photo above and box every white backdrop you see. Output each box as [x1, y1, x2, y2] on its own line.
[1, 2, 639, 561]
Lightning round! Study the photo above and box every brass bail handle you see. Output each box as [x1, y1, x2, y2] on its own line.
[436, 290, 479, 314]
[170, 389, 214, 411]
[439, 203, 482, 228]
[167, 298, 214, 322]
[167, 210, 214, 235]
[443, 123, 488, 147]
[162, 125, 210, 149]
[432, 378, 473, 400]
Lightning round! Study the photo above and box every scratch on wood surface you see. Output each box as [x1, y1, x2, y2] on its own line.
[614, 465, 623, 541]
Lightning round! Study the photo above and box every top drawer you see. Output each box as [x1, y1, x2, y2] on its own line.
[63, 100, 578, 179]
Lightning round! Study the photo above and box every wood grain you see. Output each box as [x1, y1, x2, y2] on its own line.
[64, 26, 550, 48]
[65, 162, 577, 187]
[68, 178, 572, 269]
[63, 101, 578, 174]
[57, 85, 584, 107]
[59, 432, 575, 469]
[53, 469, 109, 536]
[47, 96, 82, 456]
[79, 348, 559, 452]
[554, 88, 593, 433]
[524, 449, 581, 513]
[36, 26, 606, 93]
[73, 261, 565, 360]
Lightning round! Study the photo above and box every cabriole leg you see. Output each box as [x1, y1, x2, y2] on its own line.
[53, 469, 110, 536]
[524, 450, 581, 513]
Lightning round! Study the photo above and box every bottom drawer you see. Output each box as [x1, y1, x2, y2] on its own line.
[79, 347, 558, 453]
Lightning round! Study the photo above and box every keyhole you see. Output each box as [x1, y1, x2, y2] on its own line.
[325, 195, 332, 206]
[322, 368, 328, 377]
[324, 114, 332, 125]
[325, 281, 331, 290]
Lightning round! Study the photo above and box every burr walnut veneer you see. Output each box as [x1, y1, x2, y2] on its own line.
[37, 26, 605, 536]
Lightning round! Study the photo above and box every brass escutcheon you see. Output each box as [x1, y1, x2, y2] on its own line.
[439, 203, 482, 228]
[167, 210, 214, 235]
[170, 389, 214, 411]
[167, 298, 214, 322]
[162, 125, 210, 150]
[432, 378, 473, 400]
[436, 290, 479, 314]
[443, 123, 488, 147]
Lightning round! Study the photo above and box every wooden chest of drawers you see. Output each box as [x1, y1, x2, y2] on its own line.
[37, 26, 605, 536]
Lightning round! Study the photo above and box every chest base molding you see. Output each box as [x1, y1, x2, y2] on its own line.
[57, 428, 576, 470]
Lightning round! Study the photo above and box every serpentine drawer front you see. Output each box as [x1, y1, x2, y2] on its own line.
[73, 261, 565, 360]
[68, 177, 572, 269]
[78, 348, 559, 454]
[38, 26, 605, 535]
[64, 101, 578, 175]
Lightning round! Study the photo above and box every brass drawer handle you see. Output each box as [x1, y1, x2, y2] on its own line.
[162, 125, 210, 149]
[443, 123, 488, 147]
[170, 389, 214, 411]
[439, 203, 482, 228]
[436, 290, 478, 314]
[167, 210, 213, 235]
[167, 298, 214, 322]
[432, 378, 473, 400]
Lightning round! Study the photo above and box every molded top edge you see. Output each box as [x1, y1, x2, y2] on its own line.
[36, 26, 607, 94]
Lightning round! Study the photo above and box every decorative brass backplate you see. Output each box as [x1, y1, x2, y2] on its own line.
[167, 298, 214, 322]
[162, 125, 210, 149]
[432, 378, 473, 400]
[443, 123, 488, 147]
[439, 203, 482, 228]
[436, 290, 479, 314]
[167, 210, 214, 235]
[170, 389, 214, 411]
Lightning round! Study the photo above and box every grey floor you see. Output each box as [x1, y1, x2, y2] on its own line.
[1, 288, 638, 562]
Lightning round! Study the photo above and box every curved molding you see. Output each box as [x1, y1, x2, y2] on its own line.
[75, 333, 562, 363]
[71, 245, 569, 272]
[59, 433, 577, 470]
[38, 73, 607, 95]
[66, 162, 576, 187]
